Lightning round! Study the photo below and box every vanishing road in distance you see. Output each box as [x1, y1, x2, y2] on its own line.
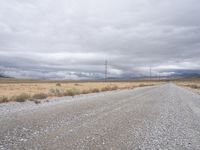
[1, 83, 200, 149]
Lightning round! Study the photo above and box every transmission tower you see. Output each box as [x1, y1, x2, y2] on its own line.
[105, 60, 108, 82]
[149, 66, 152, 81]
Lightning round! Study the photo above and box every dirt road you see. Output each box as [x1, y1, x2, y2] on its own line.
[1, 83, 200, 149]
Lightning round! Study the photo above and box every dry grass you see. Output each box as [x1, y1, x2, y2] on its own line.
[186, 84, 200, 89]
[64, 88, 81, 96]
[32, 93, 48, 99]
[11, 93, 31, 102]
[101, 85, 119, 91]
[174, 78, 200, 94]
[175, 78, 200, 87]
[56, 83, 61, 86]
[90, 88, 100, 93]
[0, 96, 9, 103]
[0, 79, 162, 103]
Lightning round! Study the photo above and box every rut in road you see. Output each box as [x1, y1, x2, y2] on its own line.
[0, 83, 200, 149]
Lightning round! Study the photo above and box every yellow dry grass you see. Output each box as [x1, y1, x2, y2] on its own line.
[0, 79, 162, 103]
[175, 78, 200, 90]
[174, 78, 200, 95]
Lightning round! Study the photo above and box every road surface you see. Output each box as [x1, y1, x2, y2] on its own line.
[1, 83, 200, 149]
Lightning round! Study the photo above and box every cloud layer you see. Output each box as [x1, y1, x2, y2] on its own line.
[0, 0, 200, 79]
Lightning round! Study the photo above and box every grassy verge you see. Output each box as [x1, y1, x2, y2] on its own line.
[0, 81, 160, 103]
[183, 84, 200, 89]
[175, 79, 200, 95]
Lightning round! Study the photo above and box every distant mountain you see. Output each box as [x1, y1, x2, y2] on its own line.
[106, 70, 200, 81]
[168, 70, 200, 78]
[0, 74, 11, 78]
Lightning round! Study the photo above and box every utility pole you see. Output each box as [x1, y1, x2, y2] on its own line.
[149, 66, 152, 81]
[105, 60, 108, 82]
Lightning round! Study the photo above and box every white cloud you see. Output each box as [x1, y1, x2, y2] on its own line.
[0, 0, 200, 79]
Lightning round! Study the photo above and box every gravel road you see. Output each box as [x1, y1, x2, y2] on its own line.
[1, 83, 200, 150]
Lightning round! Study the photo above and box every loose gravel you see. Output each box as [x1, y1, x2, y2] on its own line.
[0, 84, 200, 150]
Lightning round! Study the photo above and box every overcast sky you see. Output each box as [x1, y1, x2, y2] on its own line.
[0, 0, 200, 79]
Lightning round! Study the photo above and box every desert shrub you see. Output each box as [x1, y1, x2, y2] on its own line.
[119, 86, 124, 89]
[64, 89, 75, 96]
[12, 93, 30, 102]
[110, 85, 118, 90]
[56, 83, 61, 86]
[101, 85, 118, 91]
[32, 93, 48, 99]
[49, 88, 64, 96]
[101, 86, 111, 91]
[139, 84, 145, 87]
[0, 96, 9, 103]
[91, 88, 100, 93]
[82, 89, 90, 94]
[49, 88, 56, 94]
[49, 88, 53, 93]
[64, 88, 80, 96]
[74, 83, 81, 86]
[139, 84, 154, 87]
[190, 84, 199, 89]
[74, 88, 81, 94]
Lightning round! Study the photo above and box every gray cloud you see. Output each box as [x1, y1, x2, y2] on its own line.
[0, 0, 200, 79]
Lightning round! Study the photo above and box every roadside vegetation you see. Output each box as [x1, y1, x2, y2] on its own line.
[175, 78, 200, 94]
[0, 79, 162, 103]
[185, 84, 200, 89]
